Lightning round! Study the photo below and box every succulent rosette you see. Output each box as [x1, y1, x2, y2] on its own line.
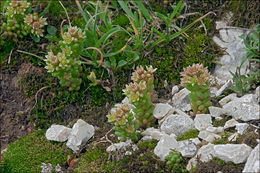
[107, 104, 139, 142]
[123, 65, 156, 129]
[180, 64, 212, 114]
[24, 13, 47, 37]
[44, 26, 85, 91]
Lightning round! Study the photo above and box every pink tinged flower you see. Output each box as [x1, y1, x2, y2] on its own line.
[115, 108, 124, 117]
[136, 66, 144, 75]
[129, 83, 138, 92]
[121, 104, 131, 112]
[68, 26, 78, 36]
[32, 22, 40, 29]
[180, 63, 210, 86]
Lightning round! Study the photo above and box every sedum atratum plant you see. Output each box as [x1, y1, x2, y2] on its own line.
[123, 66, 157, 129]
[107, 104, 139, 142]
[107, 65, 156, 142]
[181, 64, 211, 114]
[45, 26, 85, 91]
[1, 0, 47, 42]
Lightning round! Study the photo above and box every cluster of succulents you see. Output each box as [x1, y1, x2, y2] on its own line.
[45, 26, 85, 91]
[107, 104, 139, 142]
[123, 65, 157, 129]
[1, 0, 47, 42]
[24, 13, 47, 37]
[181, 63, 211, 114]
[107, 65, 156, 142]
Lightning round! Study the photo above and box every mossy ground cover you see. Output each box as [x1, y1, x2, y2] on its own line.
[0, 0, 258, 172]
[0, 130, 72, 173]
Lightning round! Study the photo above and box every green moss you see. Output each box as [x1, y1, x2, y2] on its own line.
[183, 32, 215, 70]
[76, 140, 169, 172]
[191, 157, 244, 173]
[112, 14, 129, 26]
[177, 129, 199, 141]
[138, 139, 158, 150]
[75, 147, 123, 173]
[1, 131, 71, 173]
[212, 116, 232, 127]
[213, 131, 232, 145]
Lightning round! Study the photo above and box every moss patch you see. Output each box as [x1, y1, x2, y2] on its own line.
[177, 129, 199, 141]
[76, 140, 176, 172]
[1, 130, 72, 173]
[191, 157, 244, 173]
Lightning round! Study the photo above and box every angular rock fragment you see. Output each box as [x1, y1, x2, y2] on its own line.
[198, 130, 221, 143]
[224, 119, 238, 129]
[186, 143, 215, 171]
[194, 114, 212, 131]
[172, 88, 191, 111]
[176, 140, 197, 158]
[243, 144, 260, 173]
[46, 125, 71, 142]
[66, 119, 95, 152]
[160, 114, 195, 136]
[153, 103, 173, 119]
[214, 144, 252, 164]
[154, 134, 179, 161]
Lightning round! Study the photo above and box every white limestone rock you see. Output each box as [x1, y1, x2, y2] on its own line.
[153, 103, 173, 119]
[222, 94, 260, 121]
[141, 136, 153, 141]
[198, 130, 221, 143]
[235, 123, 249, 135]
[66, 119, 95, 152]
[186, 143, 215, 171]
[243, 144, 260, 173]
[46, 125, 71, 142]
[194, 114, 212, 131]
[210, 87, 218, 98]
[219, 93, 237, 106]
[216, 80, 232, 97]
[190, 138, 201, 146]
[154, 134, 179, 161]
[206, 126, 224, 134]
[212, 24, 249, 86]
[172, 88, 191, 111]
[224, 119, 239, 129]
[209, 106, 226, 118]
[214, 144, 252, 164]
[255, 86, 260, 103]
[171, 85, 179, 96]
[228, 132, 239, 142]
[141, 127, 167, 141]
[160, 114, 195, 136]
[176, 140, 197, 158]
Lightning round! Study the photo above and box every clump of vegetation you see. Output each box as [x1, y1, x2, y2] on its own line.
[166, 152, 188, 172]
[107, 65, 156, 142]
[1, 0, 47, 42]
[230, 24, 260, 96]
[181, 63, 212, 114]
[1, 130, 71, 173]
[177, 129, 199, 141]
[191, 157, 244, 173]
[107, 104, 139, 142]
[45, 26, 85, 91]
[123, 65, 157, 129]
